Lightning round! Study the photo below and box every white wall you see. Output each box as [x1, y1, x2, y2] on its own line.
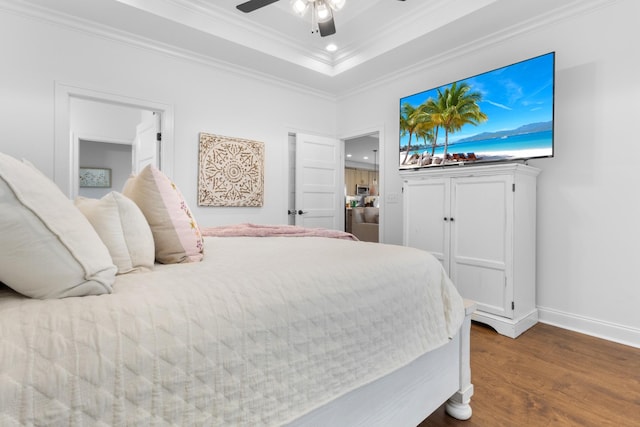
[337, 0, 640, 347]
[70, 98, 142, 143]
[0, 8, 336, 227]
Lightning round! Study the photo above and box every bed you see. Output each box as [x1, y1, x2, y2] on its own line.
[0, 153, 474, 426]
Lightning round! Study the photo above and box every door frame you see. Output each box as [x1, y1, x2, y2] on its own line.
[340, 125, 385, 243]
[54, 82, 174, 198]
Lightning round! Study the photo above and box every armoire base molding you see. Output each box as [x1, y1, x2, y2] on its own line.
[473, 308, 539, 338]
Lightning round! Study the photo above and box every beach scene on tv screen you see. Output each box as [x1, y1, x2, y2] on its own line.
[399, 52, 554, 168]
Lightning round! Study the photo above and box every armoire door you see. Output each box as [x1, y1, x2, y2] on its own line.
[403, 178, 450, 268]
[449, 175, 514, 318]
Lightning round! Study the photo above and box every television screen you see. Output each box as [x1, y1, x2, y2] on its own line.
[399, 52, 555, 169]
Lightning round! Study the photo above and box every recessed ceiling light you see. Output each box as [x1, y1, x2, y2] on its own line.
[326, 43, 338, 52]
[363, 156, 369, 160]
[346, 153, 352, 157]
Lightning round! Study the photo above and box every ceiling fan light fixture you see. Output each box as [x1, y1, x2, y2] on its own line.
[327, 0, 345, 11]
[287, 0, 340, 36]
[315, 1, 331, 22]
[291, 0, 309, 16]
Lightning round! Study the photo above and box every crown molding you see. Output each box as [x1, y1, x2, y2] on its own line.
[332, 0, 489, 75]
[0, 0, 337, 100]
[0, 0, 617, 101]
[118, 0, 336, 73]
[111, 0, 499, 77]
[337, 0, 618, 100]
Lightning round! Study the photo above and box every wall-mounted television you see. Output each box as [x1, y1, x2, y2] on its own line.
[399, 52, 555, 169]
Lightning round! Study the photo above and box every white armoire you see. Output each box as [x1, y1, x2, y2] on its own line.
[401, 163, 540, 338]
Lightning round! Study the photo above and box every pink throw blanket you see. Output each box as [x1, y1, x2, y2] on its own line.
[201, 223, 358, 241]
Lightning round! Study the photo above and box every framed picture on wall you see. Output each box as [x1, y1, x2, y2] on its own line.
[79, 167, 112, 188]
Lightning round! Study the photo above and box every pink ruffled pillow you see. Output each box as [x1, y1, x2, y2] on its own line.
[123, 165, 203, 264]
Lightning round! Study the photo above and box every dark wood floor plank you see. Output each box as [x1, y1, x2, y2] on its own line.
[419, 322, 640, 427]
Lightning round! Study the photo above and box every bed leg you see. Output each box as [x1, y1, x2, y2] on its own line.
[445, 299, 476, 421]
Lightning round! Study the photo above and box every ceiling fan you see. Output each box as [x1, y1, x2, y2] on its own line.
[236, 0, 406, 37]
[236, 0, 345, 37]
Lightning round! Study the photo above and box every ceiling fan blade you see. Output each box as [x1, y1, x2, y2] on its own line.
[318, 17, 336, 37]
[236, 0, 279, 13]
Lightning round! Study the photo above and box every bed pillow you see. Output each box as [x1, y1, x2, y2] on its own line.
[0, 152, 116, 299]
[76, 192, 155, 274]
[122, 165, 203, 264]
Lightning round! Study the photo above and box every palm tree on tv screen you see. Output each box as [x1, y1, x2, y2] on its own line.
[399, 102, 419, 164]
[415, 121, 435, 160]
[426, 82, 488, 161]
[400, 103, 438, 164]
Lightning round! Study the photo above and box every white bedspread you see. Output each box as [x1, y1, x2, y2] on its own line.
[0, 236, 464, 426]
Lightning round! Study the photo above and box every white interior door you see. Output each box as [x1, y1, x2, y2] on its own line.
[294, 133, 343, 229]
[132, 113, 159, 173]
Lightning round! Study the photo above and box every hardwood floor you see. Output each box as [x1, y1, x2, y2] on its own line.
[419, 322, 640, 426]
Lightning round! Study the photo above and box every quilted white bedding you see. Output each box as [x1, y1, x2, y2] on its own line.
[0, 236, 464, 426]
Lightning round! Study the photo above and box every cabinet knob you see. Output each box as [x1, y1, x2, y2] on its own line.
[450, 217, 455, 222]
[444, 217, 448, 221]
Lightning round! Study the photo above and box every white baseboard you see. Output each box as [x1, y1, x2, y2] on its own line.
[537, 306, 640, 349]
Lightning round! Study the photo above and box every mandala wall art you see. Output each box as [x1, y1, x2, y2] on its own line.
[198, 133, 264, 207]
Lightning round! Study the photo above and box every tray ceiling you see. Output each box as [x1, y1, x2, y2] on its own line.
[5, 0, 614, 96]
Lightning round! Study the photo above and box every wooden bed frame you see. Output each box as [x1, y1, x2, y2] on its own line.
[287, 300, 476, 426]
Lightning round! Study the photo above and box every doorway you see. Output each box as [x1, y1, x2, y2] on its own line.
[71, 98, 159, 199]
[54, 83, 174, 198]
[286, 130, 382, 239]
[344, 132, 380, 242]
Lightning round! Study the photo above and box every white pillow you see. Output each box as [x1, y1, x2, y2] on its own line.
[0, 152, 116, 298]
[123, 165, 203, 264]
[76, 192, 155, 274]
